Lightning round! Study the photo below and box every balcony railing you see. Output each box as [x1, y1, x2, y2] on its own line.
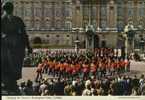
[26, 27, 145, 33]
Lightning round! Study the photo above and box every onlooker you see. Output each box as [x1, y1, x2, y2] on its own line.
[25, 80, 33, 95]
[39, 79, 48, 96]
[19, 81, 26, 95]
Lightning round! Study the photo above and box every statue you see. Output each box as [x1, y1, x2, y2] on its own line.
[1, 2, 32, 95]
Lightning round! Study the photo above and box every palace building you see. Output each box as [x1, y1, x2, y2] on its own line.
[2, 0, 145, 50]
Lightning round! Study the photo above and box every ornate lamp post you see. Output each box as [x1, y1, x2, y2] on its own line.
[123, 26, 128, 59]
[73, 28, 80, 53]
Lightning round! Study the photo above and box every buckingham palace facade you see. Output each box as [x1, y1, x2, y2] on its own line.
[2, 0, 145, 49]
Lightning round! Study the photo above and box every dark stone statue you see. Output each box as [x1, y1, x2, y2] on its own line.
[1, 2, 32, 95]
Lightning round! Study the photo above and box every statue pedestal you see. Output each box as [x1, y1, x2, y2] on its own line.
[74, 40, 80, 53]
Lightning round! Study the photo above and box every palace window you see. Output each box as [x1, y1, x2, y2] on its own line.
[83, 5, 89, 17]
[64, 3, 72, 17]
[138, 2, 145, 17]
[55, 20, 62, 29]
[92, 5, 97, 18]
[44, 5, 52, 17]
[24, 7, 31, 17]
[117, 4, 124, 17]
[100, 20, 107, 30]
[127, 1, 134, 17]
[15, 7, 21, 17]
[100, 5, 107, 17]
[34, 7, 41, 17]
[34, 20, 40, 30]
[55, 6, 62, 17]
[65, 21, 72, 30]
[45, 20, 51, 29]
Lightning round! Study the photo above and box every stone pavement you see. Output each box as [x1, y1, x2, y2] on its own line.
[129, 60, 145, 76]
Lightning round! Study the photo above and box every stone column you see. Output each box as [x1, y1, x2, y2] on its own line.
[124, 0, 128, 24]
[20, 1, 24, 20]
[40, 1, 45, 29]
[91, 34, 95, 50]
[125, 35, 128, 59]
[134, 0, 138, 26]
[51, 2, 55, 29]
[31, 1, 34, 29]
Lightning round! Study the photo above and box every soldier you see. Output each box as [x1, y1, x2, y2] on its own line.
[90, 61, 97, 77]
[35, 59, 44, 81]
[1, 2, 32, 95]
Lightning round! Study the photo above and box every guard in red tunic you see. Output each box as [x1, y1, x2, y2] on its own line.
[54, 62, 60, 77]
[82, 63, 89, 79]
[90, 62, 97, 77]
[52, 60, 57, 77]
[72, 64, 77, 78]
[116, 60, 120, 73]
[48, 60, 53, 75]
[65, 63, 72, 78]
[124, 59, 130, 72]
[42, 58, 48, 74]
[63, 62, 68, 78]
[110, 62, 115, 75]
[59, 62, 65, 77]
[75, 63, 81, 76]
[120, 59, 125, 72]
[36, 59, 44, 81]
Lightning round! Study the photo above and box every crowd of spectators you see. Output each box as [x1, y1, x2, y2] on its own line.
[18, 74, 145, 96]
